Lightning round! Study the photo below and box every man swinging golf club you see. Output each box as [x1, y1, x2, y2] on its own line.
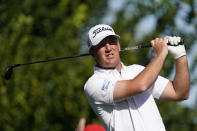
[84, 24, 190, 131]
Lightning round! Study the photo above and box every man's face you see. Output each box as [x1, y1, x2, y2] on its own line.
[90, 36, 121, 69]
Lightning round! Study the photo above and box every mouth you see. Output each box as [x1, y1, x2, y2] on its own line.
[106, 53, 114, 59]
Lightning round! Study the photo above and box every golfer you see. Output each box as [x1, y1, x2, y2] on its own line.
[84, 24, 190, 131]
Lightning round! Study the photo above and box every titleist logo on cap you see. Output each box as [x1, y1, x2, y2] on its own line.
[87, 24, 119, 49]
[92, 27, 113, 38]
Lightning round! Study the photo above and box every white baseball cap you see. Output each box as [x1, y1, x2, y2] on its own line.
[87, 24, 120, 49]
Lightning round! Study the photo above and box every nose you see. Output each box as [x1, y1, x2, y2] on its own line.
[105, 43, 112, 53]
[105, 43, 112, 51]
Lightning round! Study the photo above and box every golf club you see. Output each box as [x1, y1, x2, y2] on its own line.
[4, 39, 184, 80]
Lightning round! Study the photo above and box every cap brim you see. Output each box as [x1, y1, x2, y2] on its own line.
[91, 34, 120, 48]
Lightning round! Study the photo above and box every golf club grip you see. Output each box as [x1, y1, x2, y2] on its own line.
[121, 38, 184, 51]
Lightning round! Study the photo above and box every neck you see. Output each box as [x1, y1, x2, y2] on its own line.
[115, 62, 122, 73]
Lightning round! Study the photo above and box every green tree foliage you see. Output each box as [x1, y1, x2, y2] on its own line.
[0, 0, 108, 130]
[0, 0, 197, 130]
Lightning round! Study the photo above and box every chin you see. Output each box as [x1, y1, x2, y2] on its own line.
[104, 61, 119, 69]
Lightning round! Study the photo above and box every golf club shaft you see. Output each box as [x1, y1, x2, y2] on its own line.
[9, 38, 184, 68]
[4, 38, 184, 80]
[9, 44, 151, 69]
[12, 53, 90, 68]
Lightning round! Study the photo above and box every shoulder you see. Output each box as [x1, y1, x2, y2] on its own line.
[84, 74, 105, 92]
[84, 73, 116, 96]
[84, 75, 100, 88]
[85, 73, 104, 85]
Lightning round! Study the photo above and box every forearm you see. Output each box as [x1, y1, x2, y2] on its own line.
[172, 56, 190, 99]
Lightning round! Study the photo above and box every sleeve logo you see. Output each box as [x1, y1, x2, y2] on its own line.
[102, 79, 110, 90]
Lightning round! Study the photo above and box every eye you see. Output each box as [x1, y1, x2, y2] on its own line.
[108, 40, 117, 45]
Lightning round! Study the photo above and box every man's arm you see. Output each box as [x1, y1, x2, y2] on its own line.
[113, 37, 168, 101]
[160, 56, 190, 101]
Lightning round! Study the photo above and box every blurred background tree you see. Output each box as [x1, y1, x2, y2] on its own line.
[0, 0, 197, 130]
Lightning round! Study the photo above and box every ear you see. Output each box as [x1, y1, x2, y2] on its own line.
[117, 41, 121, 51]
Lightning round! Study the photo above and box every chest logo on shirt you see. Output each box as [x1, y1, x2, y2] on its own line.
[102, 79, 110, 91]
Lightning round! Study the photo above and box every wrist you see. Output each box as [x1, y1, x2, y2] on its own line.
[156, 53, 167, 62]
[158, 50, 168, 59]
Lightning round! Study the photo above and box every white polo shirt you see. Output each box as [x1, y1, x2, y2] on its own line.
[84, 63, 169, 131]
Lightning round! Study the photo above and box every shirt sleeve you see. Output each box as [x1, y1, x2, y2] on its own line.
[151, 76, 169, 99]
[84, 77, 116, 105]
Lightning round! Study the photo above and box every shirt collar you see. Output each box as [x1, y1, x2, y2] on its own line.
[94, 62, 126, 74]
